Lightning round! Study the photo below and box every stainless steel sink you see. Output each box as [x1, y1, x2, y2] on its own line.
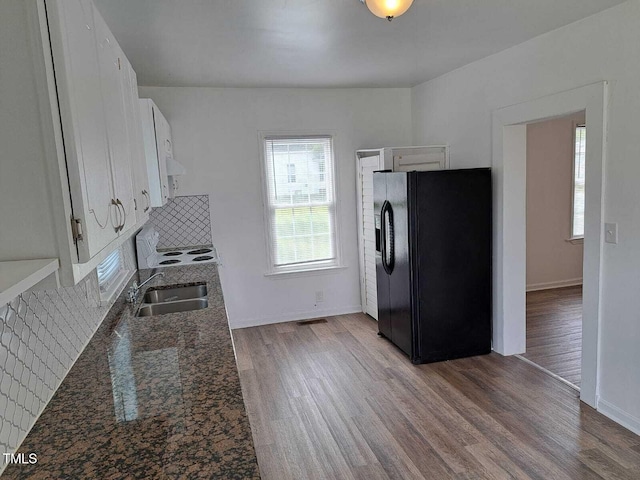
[136, 298, 208, 317]
[142, 284, 208, 304]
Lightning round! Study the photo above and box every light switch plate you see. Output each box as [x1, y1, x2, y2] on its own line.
[605, 223, 618, 244]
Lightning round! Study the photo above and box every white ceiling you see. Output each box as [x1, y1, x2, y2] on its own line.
[94, 0, 625, 88]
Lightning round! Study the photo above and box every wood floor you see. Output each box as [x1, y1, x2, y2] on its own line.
[232, 312, 640, 480]
[523, 286, 582, 387]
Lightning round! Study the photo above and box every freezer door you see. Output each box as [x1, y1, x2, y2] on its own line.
[386, 173, 412, 357]
[373, 173, 391, 339]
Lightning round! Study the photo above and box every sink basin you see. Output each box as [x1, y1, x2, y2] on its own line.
[136, 298, 208, 317]
[142, 284, 208, 304]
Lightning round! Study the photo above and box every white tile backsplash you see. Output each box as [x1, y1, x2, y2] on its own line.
[0, 238, 137, 467]
[148, 195, 212, 248]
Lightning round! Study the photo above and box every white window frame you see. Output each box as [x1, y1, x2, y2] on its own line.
[96, 247, 132, 305]
[259, 132, 343, 276]
[570, 122, 586, 242]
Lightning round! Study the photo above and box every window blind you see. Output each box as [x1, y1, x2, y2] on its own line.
[572, 125, 586, 238]
[263, 136, 338, 270]
[97, 248, 123, 293]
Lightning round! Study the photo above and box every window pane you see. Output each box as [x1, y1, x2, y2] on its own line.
[572, 125, 586, 237]
[264, 136, 337, 271]
[266, 138, 332, 207]
[273, 205, 334, 266]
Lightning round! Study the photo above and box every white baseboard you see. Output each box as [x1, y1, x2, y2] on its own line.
[230, 305, 363, 330]
[597, 398, 640, 436]
[526, 278, 583, 292]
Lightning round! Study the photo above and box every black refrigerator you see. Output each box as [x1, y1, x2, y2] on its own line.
[374, 168, 492, 364]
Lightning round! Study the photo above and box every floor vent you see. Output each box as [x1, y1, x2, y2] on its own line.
[297, 318, 327, 326]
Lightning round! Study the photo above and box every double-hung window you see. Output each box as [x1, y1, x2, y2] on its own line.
[571, 124, 586, 239]
[262, 135, 339, 273]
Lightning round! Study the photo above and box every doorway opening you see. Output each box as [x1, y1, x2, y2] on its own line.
[491, 82, 607, 408]
[521, 112, 586, 390]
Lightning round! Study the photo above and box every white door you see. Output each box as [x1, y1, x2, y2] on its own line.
[359, 155, 382, 320]
[122, 60, 150, 224]
[95, 8, 136, 233]
[153, 107, 171, 203]
[47, 0, 118, 260]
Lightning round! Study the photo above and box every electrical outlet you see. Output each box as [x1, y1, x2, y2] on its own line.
[315, 291, 324, 303]
[605, 223, 618, 244]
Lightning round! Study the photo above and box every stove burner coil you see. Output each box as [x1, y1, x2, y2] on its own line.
[187, 248, 213, 255]
[192, 256, 214, 262]
[159, 259, 182, 265]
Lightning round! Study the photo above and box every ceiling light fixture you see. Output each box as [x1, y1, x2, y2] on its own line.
[360, 0, 414, 21]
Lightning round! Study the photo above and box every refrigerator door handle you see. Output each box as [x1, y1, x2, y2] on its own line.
[380, 202, 387, 268]
[381, 200, 395, 275]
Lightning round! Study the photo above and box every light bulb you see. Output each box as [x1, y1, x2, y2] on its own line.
[365, 0, 414, 20]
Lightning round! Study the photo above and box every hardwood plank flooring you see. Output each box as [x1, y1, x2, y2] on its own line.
[523, 286, 582, 387]
[233, 312, 640, 480]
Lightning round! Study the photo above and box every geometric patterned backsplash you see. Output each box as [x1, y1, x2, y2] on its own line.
[0, 239, 137, 470]
[148, 195, 212, 249]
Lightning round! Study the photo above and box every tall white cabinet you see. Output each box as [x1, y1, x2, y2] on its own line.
[0, 0, 149, 286]
[356, 146, 449, 320]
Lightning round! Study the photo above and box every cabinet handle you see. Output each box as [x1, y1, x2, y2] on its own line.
[116, 199, 126, 232]
[111, 199, 120, 232]
[143, 190, 150, 212]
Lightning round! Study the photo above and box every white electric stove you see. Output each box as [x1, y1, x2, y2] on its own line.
[136, 225, 218, 269]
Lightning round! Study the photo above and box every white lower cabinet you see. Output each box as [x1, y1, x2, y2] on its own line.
[0, 0, 149, 286]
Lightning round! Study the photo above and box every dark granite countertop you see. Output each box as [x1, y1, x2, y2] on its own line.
[3, 264, 260, 479]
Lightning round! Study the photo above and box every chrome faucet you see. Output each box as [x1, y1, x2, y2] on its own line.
[126, 272, 165, 303]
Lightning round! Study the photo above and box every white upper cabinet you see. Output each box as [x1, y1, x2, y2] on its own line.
[93, 7, 137, 235]
[140, 99, 171, 207]
[123, 63, 151, 226]
[46, 0, 119, 259]
[0, 0, 150, 286]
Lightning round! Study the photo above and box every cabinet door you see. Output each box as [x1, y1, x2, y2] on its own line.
[123, 59, 150, 224]
[139, 100, 166, 207]
[94, 7, 136, 234]
[153, 106, 171, 204]
[392, 146, 448, 172]
[46, 0, 118, 260]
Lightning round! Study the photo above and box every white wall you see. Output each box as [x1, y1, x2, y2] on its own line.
[138, 87, 412, 329]
[526, 112, 585, 289]
[411, 0, 640, 430]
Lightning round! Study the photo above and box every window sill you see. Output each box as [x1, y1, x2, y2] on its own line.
[566, 237, 584, 245]
[264, 265, 347, 279]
